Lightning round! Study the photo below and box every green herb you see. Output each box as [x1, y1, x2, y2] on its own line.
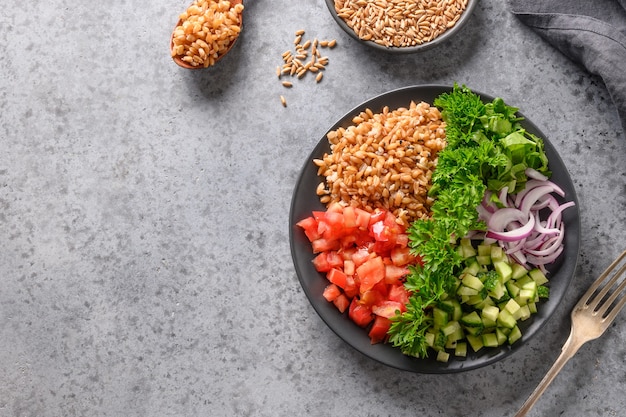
[479, 270, 500, 292]
[538, 285, 550, 299]
[388, 83, 552, 358]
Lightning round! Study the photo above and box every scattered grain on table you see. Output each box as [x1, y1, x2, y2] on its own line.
[277, 29, 337, 106]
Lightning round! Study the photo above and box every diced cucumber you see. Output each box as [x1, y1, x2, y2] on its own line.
[516, 274, 534, 288]
[465, 295, 483, 306]
[517, 304, 531, 321]
[434, 331, 447, 350]
[488, 281, 506, 300]
[497, 309, 517, 329]
[425, 331, 435, 348]
[460, 311, 483, 328]
[511, 263, 529, 280]
[508, 325, 522, 344]
[476, 255, 492, 266]
[442, 321, 461, 337]
[482, 305, 500, 323]
[494, 261, 513, 283]
[496, 328, 508, 345]
[481, 315, 497, 329]
[433, 307, 449, 329]
[457, 285, 479, 296]
[482, 332, 499, 348]
[477, 244, 492, 257]
[478, 295, 496, 307]
[462, 274, 484, 291]
[455, 342, 467, 357]
[504, 298, 521, 315]
[518, 288, 536, 304]
[505, 281, 520, 298]
[490, 246, 505, 262]
[464, 261, 481, 276]
[529, 268, 549, 285]
[436, 350, 450, 363]
[446, 325, 465, 344]
[459, 238, 477, 259]
[466, 334, 484, 352]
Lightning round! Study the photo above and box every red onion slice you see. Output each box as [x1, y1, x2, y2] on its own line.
[525, 167, 549, 181]
[486, 208, 535, 242]
[475, 176, 575, 271]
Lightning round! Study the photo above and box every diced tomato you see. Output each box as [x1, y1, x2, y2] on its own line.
[388, 284, 410, 307]
[384, 264, 409, 285]
[320, 212, 344, 240]
[359, 288, 386, 307]
[357, 256, 386, 292]
[344, 275, 359, 299]
[333, 293, 350, 313]
[390, 246, 415, 266]
[327, 268, 348, 289]
[342, 206, 357, 228]
[340, 247, 356, 260]
[312, 252, 332, 272]
[368, 210, 386, 226]
[349, 298, 373, 327]
[323, 284, 342, 302]
[296, 216, 321, 241]
[326, 202, 344, 213]
[368, 316, 391, 344]
[298, 206, 422, 346]
[326, 251, 344, 269]
[351, 247, 372, 267]
[370, 220, 388, 241]
[343, 259, 355, 276]
[372, 300, 404, 318]
[354, 207, 371, 230]
[311, 238, 340, 253]
[371, 280, 389, 297]
[395, 233, 409, 248]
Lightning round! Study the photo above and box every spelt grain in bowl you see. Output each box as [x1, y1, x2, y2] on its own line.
[314, 100, 446, 227]
[326, 0, 476, 53]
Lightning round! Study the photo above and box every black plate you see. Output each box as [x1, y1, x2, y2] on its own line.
[289, 85, 580, 373]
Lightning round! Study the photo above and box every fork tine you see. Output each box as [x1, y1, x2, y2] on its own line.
[593, 261, 626, 317]
[598, 265, 626, 324]
[579, 250, 626, 310]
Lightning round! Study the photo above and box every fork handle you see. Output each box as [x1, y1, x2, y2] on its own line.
[514, 329, 587, 417]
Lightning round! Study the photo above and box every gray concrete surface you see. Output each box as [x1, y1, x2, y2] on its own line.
[1, 0, 625, 416]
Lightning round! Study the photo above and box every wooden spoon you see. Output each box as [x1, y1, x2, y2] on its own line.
[170, 0, 244, 69]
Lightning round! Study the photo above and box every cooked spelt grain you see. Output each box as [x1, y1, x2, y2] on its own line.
[333, 0, 468, 47]
[314, 101, 446, 227]
[171, 0, 244, 68]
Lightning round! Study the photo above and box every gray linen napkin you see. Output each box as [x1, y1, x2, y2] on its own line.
[508, 0, 626, 133]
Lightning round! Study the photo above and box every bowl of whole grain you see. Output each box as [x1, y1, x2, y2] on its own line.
[326, 0, 476, 53]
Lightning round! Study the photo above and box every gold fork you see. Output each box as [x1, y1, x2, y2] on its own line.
[514, 249, 626, 417]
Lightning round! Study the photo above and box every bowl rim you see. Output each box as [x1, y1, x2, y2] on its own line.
[324, 0, 478, 53]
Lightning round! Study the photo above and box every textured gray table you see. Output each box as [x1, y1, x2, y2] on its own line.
[1, 1, 625, 416]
